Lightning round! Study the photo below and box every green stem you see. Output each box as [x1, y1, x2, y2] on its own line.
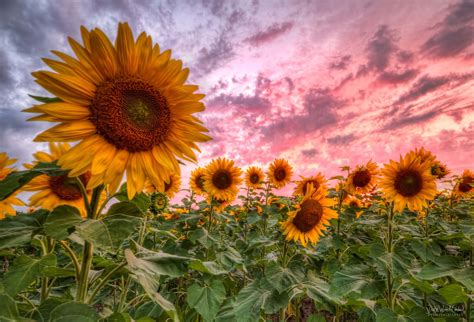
[75, 184, 104, 302]
[386, 203, 395, 309]
[59, 241, 81, 282]
[281, 240, 289, 268]
[335, 185, 344, 259]
[207, 197, 215, 232]
[117, 276, 131, 312]
[40, 236, 54, 302]
[87, 261, 127, 304]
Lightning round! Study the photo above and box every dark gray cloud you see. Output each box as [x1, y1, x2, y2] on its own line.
[195, 35, 235, 76]
[326, 134, 357, 146]
[384, 109, 438, 131]
[422, 0, 474, 58]
[366, 25, 398, 72]
[329, 55, 352, 70]
[244, 22, 293, 46]
[261, 88, 343, 142]
[207, 74, 272, 112]
[301, 148, 318, 157]
[377, 69, 419, 85]
[395, 73, 473, 105]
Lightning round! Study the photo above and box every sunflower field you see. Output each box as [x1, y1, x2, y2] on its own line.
[0, 23, 473, 322]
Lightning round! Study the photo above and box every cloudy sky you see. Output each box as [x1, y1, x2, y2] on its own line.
[0, 0, 473, 195]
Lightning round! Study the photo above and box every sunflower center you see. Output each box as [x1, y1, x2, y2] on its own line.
[352, 169, 371, 188]
[49, 172, 90, 201]
[90, 77, 170, 152]
[394, 170, 423, 197]
[250, 173, 260, 184]
[274, 167, 286, 181]
[349, 201, 359, 207]
[459, 177, 472, 193]
[303, 180, 320, 194]
[195, 175, 205, 190]
[212, 170, 232, 190]
[292, 199, 323, 232]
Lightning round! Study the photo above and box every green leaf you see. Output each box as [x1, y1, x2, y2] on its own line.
[0, 293, 19, 321]
[33, 298, 67, 322]
[376, 307, 433, 322]
[134, 301, 164, 320]
[187, 280, 226, 321]
[44, 205, 83, 240]
[2, 254, 56, 296]
[265, 262, 304, 293]
[0, 162, 66, 200]
[125, 249, 189, 278]
[41, 267, 76, 278]
[106, 201, 143, 217]
[189, 260, 228, 275]
[49, 302, 99, 322]
[307, 315, 327, 322]
[438, 284, 468, 304]
[75, 214, 142, 251]
[329, 265, 373, 298]
[124, 250, 179, 322]
[105, 313, 133, 322]
[116, 184, 151, 212]
[0, 210, 49, 249]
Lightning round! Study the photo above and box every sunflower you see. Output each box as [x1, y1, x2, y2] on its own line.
[431, 161, 450, 180]
[294, 173, 327, 196]
[245, 166, 264, 189]
[267, 159, 293, 189]
[281, 183, 337, 247]
[189, 167, 206, 196]
[412, 147, 436, 164]
[164, 174, 181, 199]
[24, 23, 211, 199]
[345, 195, 363, 218]
[150, 192, 169, 215]
[346, 160, 378, 194]
[22, 143, 93, 217]
[207, 196, 231, 213]
[379, 153, 438, 213]
[454, 169, 473, 197]
[203, 158, 242, 201]
[0, 153, 24, 219]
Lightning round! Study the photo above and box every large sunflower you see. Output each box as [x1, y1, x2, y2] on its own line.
[379, 153, 437, 213]
[22, 143, 92, 217]
[24, 23, 211, 199]
[454, 169, 473, 197]
[346, 160, 378, 195]
[203, 158, 242, 201]
[0, 153, 24, 219]
[245, 166, 264, 189]
[281, 184, 337, 247]
[294, 173, 327, 196]
[267, 159, 293, 189]
[189, 167, 206, 196]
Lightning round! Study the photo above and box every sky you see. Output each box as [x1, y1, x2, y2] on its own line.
[0, 0, 473, 198]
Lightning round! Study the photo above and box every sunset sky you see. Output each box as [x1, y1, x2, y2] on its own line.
[0, 0, 473, 197]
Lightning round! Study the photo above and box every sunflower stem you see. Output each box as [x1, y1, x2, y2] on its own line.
[207, 196, 215, 233]
[386, 202, 395, 309]
[335, 184, 344, 259]
[76, 184, 104, 302]
[40, 236, 54, 302]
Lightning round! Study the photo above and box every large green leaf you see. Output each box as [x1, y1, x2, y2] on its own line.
[187, 280, 226, 321]
[0, 210, 49, 249]
[264, 262, 304, 293]
[0, 293, 19, 321]
[106, 201, 144, 217]
[33, 298, 67, 322]
[75, 213, 142, 251]
[438, 284, 468, 304]
[49, 302, 99, 322]
[189, 260, 228, 275]
[2, 253, 56, 296]
[115, 184, 150, 212]
[376, 307, 433, 322]
[124, 250, 179, 322]
[44, 205, 83, 240]
[125, 249, 190, 278]
[0, 162, 65, 200]
[329, 264, 373, 298]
